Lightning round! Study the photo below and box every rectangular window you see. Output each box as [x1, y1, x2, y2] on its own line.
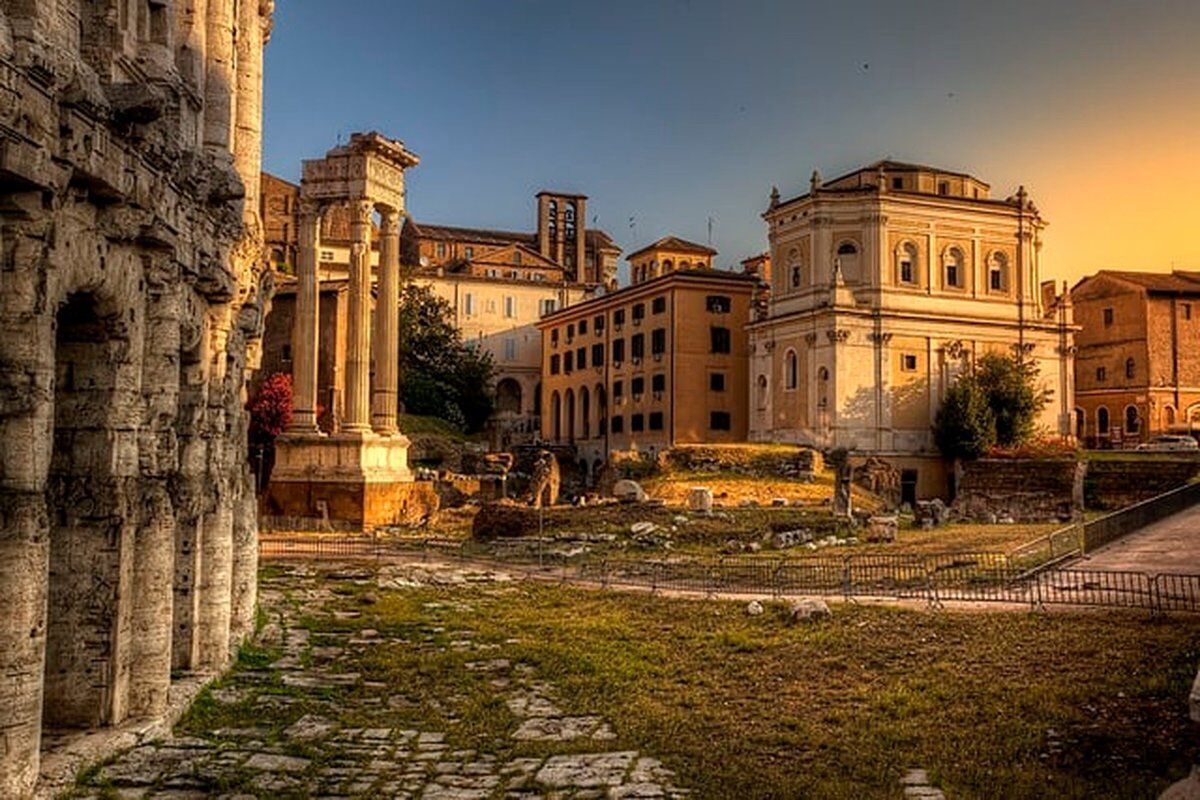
[550, 354, 560, 375]
[504, 339, 517, 361]
[611, 415, 624, 433]
[594, 314, 605, 333]
[504, 296, 516, 318]
[564, 351, 574, 374]
[592, 343, 604, 366]
[576, 346, 586, 370]
[464, 246, 474, 259]
[651, 328, 666, 355]
[901, 353, 918, 372]
[990, 268, 1003, 291]
[652, 296, 667, 314]
[566, 323, 575, 342]
[540, 298, 557, 316]
[900, 259, 914, 284]
[464, 293, 475, 316]
[1184, 303, 1193, 320]
[1096, 366, 1106, 382]
[652, 373, 665, 393]
[649, 412, 664, 430]
[710, 372, 726, 392]
[632, 303, 645, 322]
[892, 177, 903, 190]
[631, 333, 645, 359]
[1103, 308, 1114, 327]
[613, 309, 626, 327]
[320, 250, 335, 262]
[613, 380, 624, 400]
[612, 338, 625, 363]
[706, 295, 732, 313]
[938, 181, 949, 196]
[437, 243, 446, 258]
[710, 411, 732, 431]
[632, 377, 645, 397]
[550, 328, 559, 346]
[710, 326, 731, 354]
[946, 264, 959, 287]
[631, 414, 645, 432]
[579, 319, 588, 334]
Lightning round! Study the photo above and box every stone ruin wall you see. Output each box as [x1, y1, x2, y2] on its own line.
[0, 1, 272, 796]
[951, 458, 1086, 522]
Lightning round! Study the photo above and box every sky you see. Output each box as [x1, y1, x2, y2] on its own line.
[262, 0, 1200, 285]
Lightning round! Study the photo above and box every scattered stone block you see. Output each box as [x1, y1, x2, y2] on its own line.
[686, 486, 714, 513]
[613, 480, 647, 503]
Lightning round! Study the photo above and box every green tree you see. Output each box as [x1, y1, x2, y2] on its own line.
[934, 374, 996, 461]
[397, 282, 495, 432]
[975, 352, 1051, 447]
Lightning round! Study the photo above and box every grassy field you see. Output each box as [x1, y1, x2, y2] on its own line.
[281, 577, 1200, 800]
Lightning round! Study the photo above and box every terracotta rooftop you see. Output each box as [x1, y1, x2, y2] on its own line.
[627, 236, 718, 260]
[407, 221, 537, 247]
[1097, 270, 1200, 294]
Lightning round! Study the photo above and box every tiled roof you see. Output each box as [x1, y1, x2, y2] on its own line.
[409, 222, 536, 247]
[627, 236, 718, 260]
[1100, 270, 1200, 294]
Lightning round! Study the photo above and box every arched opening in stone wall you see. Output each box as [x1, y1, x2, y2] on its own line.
[565, 389, 576, 443]
[496, 378, 522, 416]
[580, 387, 591, 439]
[43, 293, 131, 732]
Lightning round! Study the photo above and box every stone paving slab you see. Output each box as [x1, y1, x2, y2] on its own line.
[72, 563, 688, 800]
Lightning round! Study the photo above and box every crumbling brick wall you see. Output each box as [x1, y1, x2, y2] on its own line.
[951, 459, 1085, 522]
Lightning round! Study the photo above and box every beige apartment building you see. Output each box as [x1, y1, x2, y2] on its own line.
[1071, 270, 1200, 446]
[538, 254, 757, 477]
[260, 173, 596, 443]
[750, 161, 1076, 501]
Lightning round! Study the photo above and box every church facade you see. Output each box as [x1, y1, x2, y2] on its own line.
[749, 161, 1076, 500]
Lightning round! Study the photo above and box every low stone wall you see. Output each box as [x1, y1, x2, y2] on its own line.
[657, 444, 823, 480]
[1085, 457, 1200, 510]
[951, 458, 1085, 522]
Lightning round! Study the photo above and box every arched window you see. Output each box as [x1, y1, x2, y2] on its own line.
[565, 389, 576, 442]
[785, 349, 798, 390]
[662, 259, 673, 275]
[988, 252, 1008, 292]
[756, 375, 769, 409]
[836, 241, 860, 282]
[1165, 405, 1177, 427]
[1097, 406, 1110, 436]
[944, 246, 964, 288]
[580, 387, 591, 439]
[1124, 405, 1140, 434]
[896, 242, 918, 285]
[1125, 358, 1135, 380]
[786, 248, 803, 289]
[496, 378, 522, 415]
[1074, 407, 1085, 439]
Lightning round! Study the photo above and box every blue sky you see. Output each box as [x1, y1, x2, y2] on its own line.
[263, 1, 1200, 282]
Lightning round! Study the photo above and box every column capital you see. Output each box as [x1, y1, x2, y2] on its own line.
[298, 198, 323, 221]
[379, 208, 401, 234]
[350, 198, 375, 224]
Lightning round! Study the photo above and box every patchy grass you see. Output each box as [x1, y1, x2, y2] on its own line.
[865, 520, 1064, 555]
[345, 580, 1200, 800]
[399, 413, 473, 440]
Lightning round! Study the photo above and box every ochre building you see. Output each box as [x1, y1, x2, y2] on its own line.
[749, 161, 1076, 501]
[538, 248, 757, 478]
[1071, 270, 1200, 445]
[0, 2, 273, 796]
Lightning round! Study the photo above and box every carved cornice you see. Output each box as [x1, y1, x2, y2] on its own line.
[943, 339, 965, 358]
[826, 329, 851, 344]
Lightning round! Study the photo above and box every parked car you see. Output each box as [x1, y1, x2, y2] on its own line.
[1135, 434, 1199, 451]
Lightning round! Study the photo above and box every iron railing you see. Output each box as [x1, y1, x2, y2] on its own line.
[258, 533, 1200, 614]
[1081, 480, 1200, 553]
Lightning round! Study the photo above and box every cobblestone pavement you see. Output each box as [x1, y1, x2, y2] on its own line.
[72, 562, 687, 799]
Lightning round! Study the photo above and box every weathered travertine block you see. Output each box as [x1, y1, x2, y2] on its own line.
[0, 1, 273, 796]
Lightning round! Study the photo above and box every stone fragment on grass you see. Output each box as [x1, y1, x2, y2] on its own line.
[747, 600, 764, 616]
[789, 598, 831, 623]
[613, 480, 647, 503]
[686, 486, 713, 513]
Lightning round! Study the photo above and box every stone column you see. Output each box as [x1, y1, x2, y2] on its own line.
[288, 200, 321, 433]
[372, 208, 401, 434]
[203, 0, 235, 155]
[344, 199, 374, 434]
[234, 0, 266, 218]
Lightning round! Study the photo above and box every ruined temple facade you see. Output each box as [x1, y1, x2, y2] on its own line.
[0, 1, 272, 796]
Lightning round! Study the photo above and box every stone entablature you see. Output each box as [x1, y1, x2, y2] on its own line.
[0, 1, 273, 796]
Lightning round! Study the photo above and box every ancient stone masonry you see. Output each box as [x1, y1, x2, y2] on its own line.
[0, 1, 272, 797]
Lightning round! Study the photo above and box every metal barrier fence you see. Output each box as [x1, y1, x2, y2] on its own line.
[1082, 480, 1200, 553]
[259, 534, 1200, 613]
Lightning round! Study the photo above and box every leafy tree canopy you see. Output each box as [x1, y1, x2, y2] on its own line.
[398, 282, 495, 433]
[933, 352, 1050, 460]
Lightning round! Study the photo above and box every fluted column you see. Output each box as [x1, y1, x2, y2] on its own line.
[344, 199, 374, 433]
[372, 208, 401, 435]
[288, 201, 321, 433]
